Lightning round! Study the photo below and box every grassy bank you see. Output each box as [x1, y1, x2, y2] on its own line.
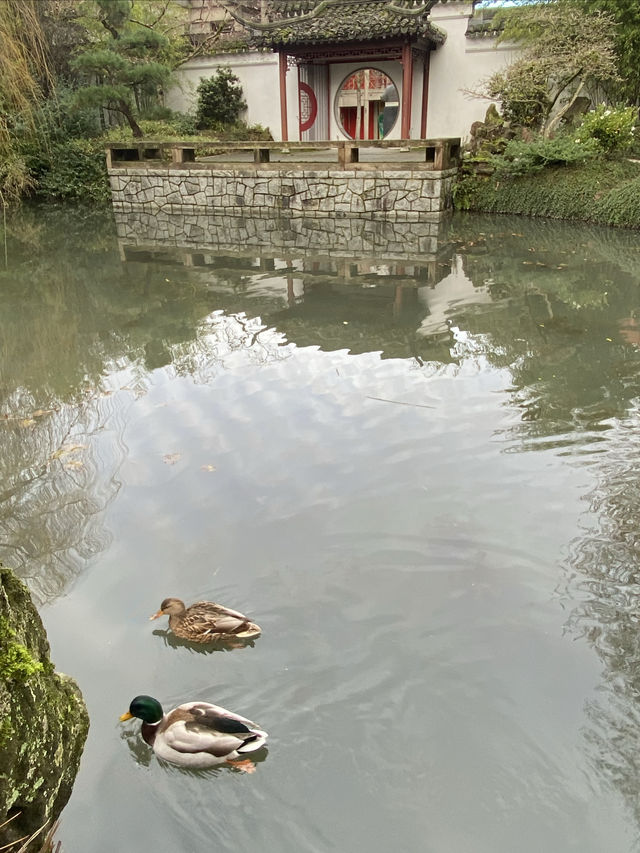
[454, 159, 640, 229]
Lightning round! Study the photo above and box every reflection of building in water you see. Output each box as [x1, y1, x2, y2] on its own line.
[114, 209, 446, 266]
[115, 210, 467, 361]
[417, 254, 492, 337]
[112, 210, 517, 363]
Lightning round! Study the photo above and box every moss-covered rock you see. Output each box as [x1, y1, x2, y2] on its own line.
[0, 565, 89, 848]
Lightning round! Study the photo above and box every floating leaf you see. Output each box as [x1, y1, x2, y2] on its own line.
[51, 443, 87, 460]
[201, 464, 216, 472]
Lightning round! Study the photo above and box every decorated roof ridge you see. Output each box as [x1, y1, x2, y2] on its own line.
[266, 0, 436, 12]
[465, 6, 504, 38]
[224, 0, 438, 31]
[222, 0, 446, 47]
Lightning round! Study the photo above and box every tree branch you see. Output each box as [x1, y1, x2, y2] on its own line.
[100, 16, 119, 39]
[544, 79, 585, 137]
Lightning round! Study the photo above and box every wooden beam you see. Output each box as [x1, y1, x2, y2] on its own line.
[279, 51, 289, 142]
[420, 49, 430, 138]
[401, 43, 413, 139]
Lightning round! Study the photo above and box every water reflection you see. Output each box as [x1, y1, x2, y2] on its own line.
[3, 207, 640, 600]
[152, 628, 258, 654]
[560, 410, 640, 831]
[444, 216, 640, 450]
[4, 206, 640, 848]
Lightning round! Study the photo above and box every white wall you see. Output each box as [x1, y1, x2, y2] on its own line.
[166, 51, 297, 141]
[427, 1, 518, 140]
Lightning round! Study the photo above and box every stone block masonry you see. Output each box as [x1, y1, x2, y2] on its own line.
[108, 165, 458, 221]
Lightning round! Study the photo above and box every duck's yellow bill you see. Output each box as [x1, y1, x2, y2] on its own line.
[120, 711, 134, 722]
[149, 611, 163, 621]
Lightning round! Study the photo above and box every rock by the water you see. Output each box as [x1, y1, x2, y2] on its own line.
[0, 565, 89, 848]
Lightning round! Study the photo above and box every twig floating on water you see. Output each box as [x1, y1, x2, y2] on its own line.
[365, 396, 435, 409]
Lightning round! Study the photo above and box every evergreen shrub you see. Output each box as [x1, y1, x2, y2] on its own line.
[492, 134, 599, 179]
[195, 68, 247, 128]
[36, 138, 110, 204]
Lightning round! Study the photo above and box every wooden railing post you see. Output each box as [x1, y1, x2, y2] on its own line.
[171, 145, 196, 164]
[433, 140, 445, 170]
[338, 142, 359, 168]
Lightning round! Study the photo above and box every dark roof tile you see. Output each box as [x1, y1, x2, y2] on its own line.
[237, 0, 445, 47]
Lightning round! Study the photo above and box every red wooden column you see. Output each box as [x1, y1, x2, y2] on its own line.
[420, 49, 430, 138]
[279, 51, 289, 142]
[401, 43, 414, 139]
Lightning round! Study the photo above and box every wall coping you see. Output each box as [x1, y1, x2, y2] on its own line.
[105, 138, 462, 171]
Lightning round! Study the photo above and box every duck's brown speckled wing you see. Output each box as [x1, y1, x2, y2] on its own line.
[182, 601, 251, 635]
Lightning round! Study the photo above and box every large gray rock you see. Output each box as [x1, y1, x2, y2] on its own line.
[0, 565, 89, 848]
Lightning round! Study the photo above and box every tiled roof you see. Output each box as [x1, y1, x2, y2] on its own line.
[465, 7, 503, 39]
[231, 0, 445, 48]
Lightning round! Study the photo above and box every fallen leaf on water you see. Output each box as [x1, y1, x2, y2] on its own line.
[19, 419, 36, 428]
[163, 453, 181, 465]
[201, 464, 216, 472]
[51, 443, 87, 460]
[32, 409, 54, 418]
[64, 459, 85, 470]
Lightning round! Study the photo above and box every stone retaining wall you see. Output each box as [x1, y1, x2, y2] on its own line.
[108, 166, 458, 221]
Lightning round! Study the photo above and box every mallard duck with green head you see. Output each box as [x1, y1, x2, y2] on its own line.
[120, 695, 268, 770]
[150, 597, 261, 642]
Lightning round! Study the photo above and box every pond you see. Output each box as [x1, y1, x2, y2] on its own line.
[2, 205, 640, 852]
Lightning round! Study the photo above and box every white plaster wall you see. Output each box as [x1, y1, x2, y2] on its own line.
[427, 1, 518, 140]
[166, 52, 297, 141]
[410, 57, 427, 139]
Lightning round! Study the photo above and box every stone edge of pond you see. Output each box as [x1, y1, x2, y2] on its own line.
[0, 564, 89, 850]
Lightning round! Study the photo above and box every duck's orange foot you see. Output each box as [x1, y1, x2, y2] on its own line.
[226, 758, 257, 774]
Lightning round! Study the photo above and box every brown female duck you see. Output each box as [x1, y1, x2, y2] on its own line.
[150, 597, 261, 642]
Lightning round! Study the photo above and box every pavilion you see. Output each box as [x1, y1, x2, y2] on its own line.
[229, 0, 446, 141]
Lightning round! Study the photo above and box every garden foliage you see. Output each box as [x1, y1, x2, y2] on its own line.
[195, 69, 247, 129]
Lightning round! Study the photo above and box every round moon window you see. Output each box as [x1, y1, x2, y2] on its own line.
[335, 68, 399, 140]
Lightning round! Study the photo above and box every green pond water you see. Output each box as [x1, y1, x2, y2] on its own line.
[2, 205, 640, 851]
